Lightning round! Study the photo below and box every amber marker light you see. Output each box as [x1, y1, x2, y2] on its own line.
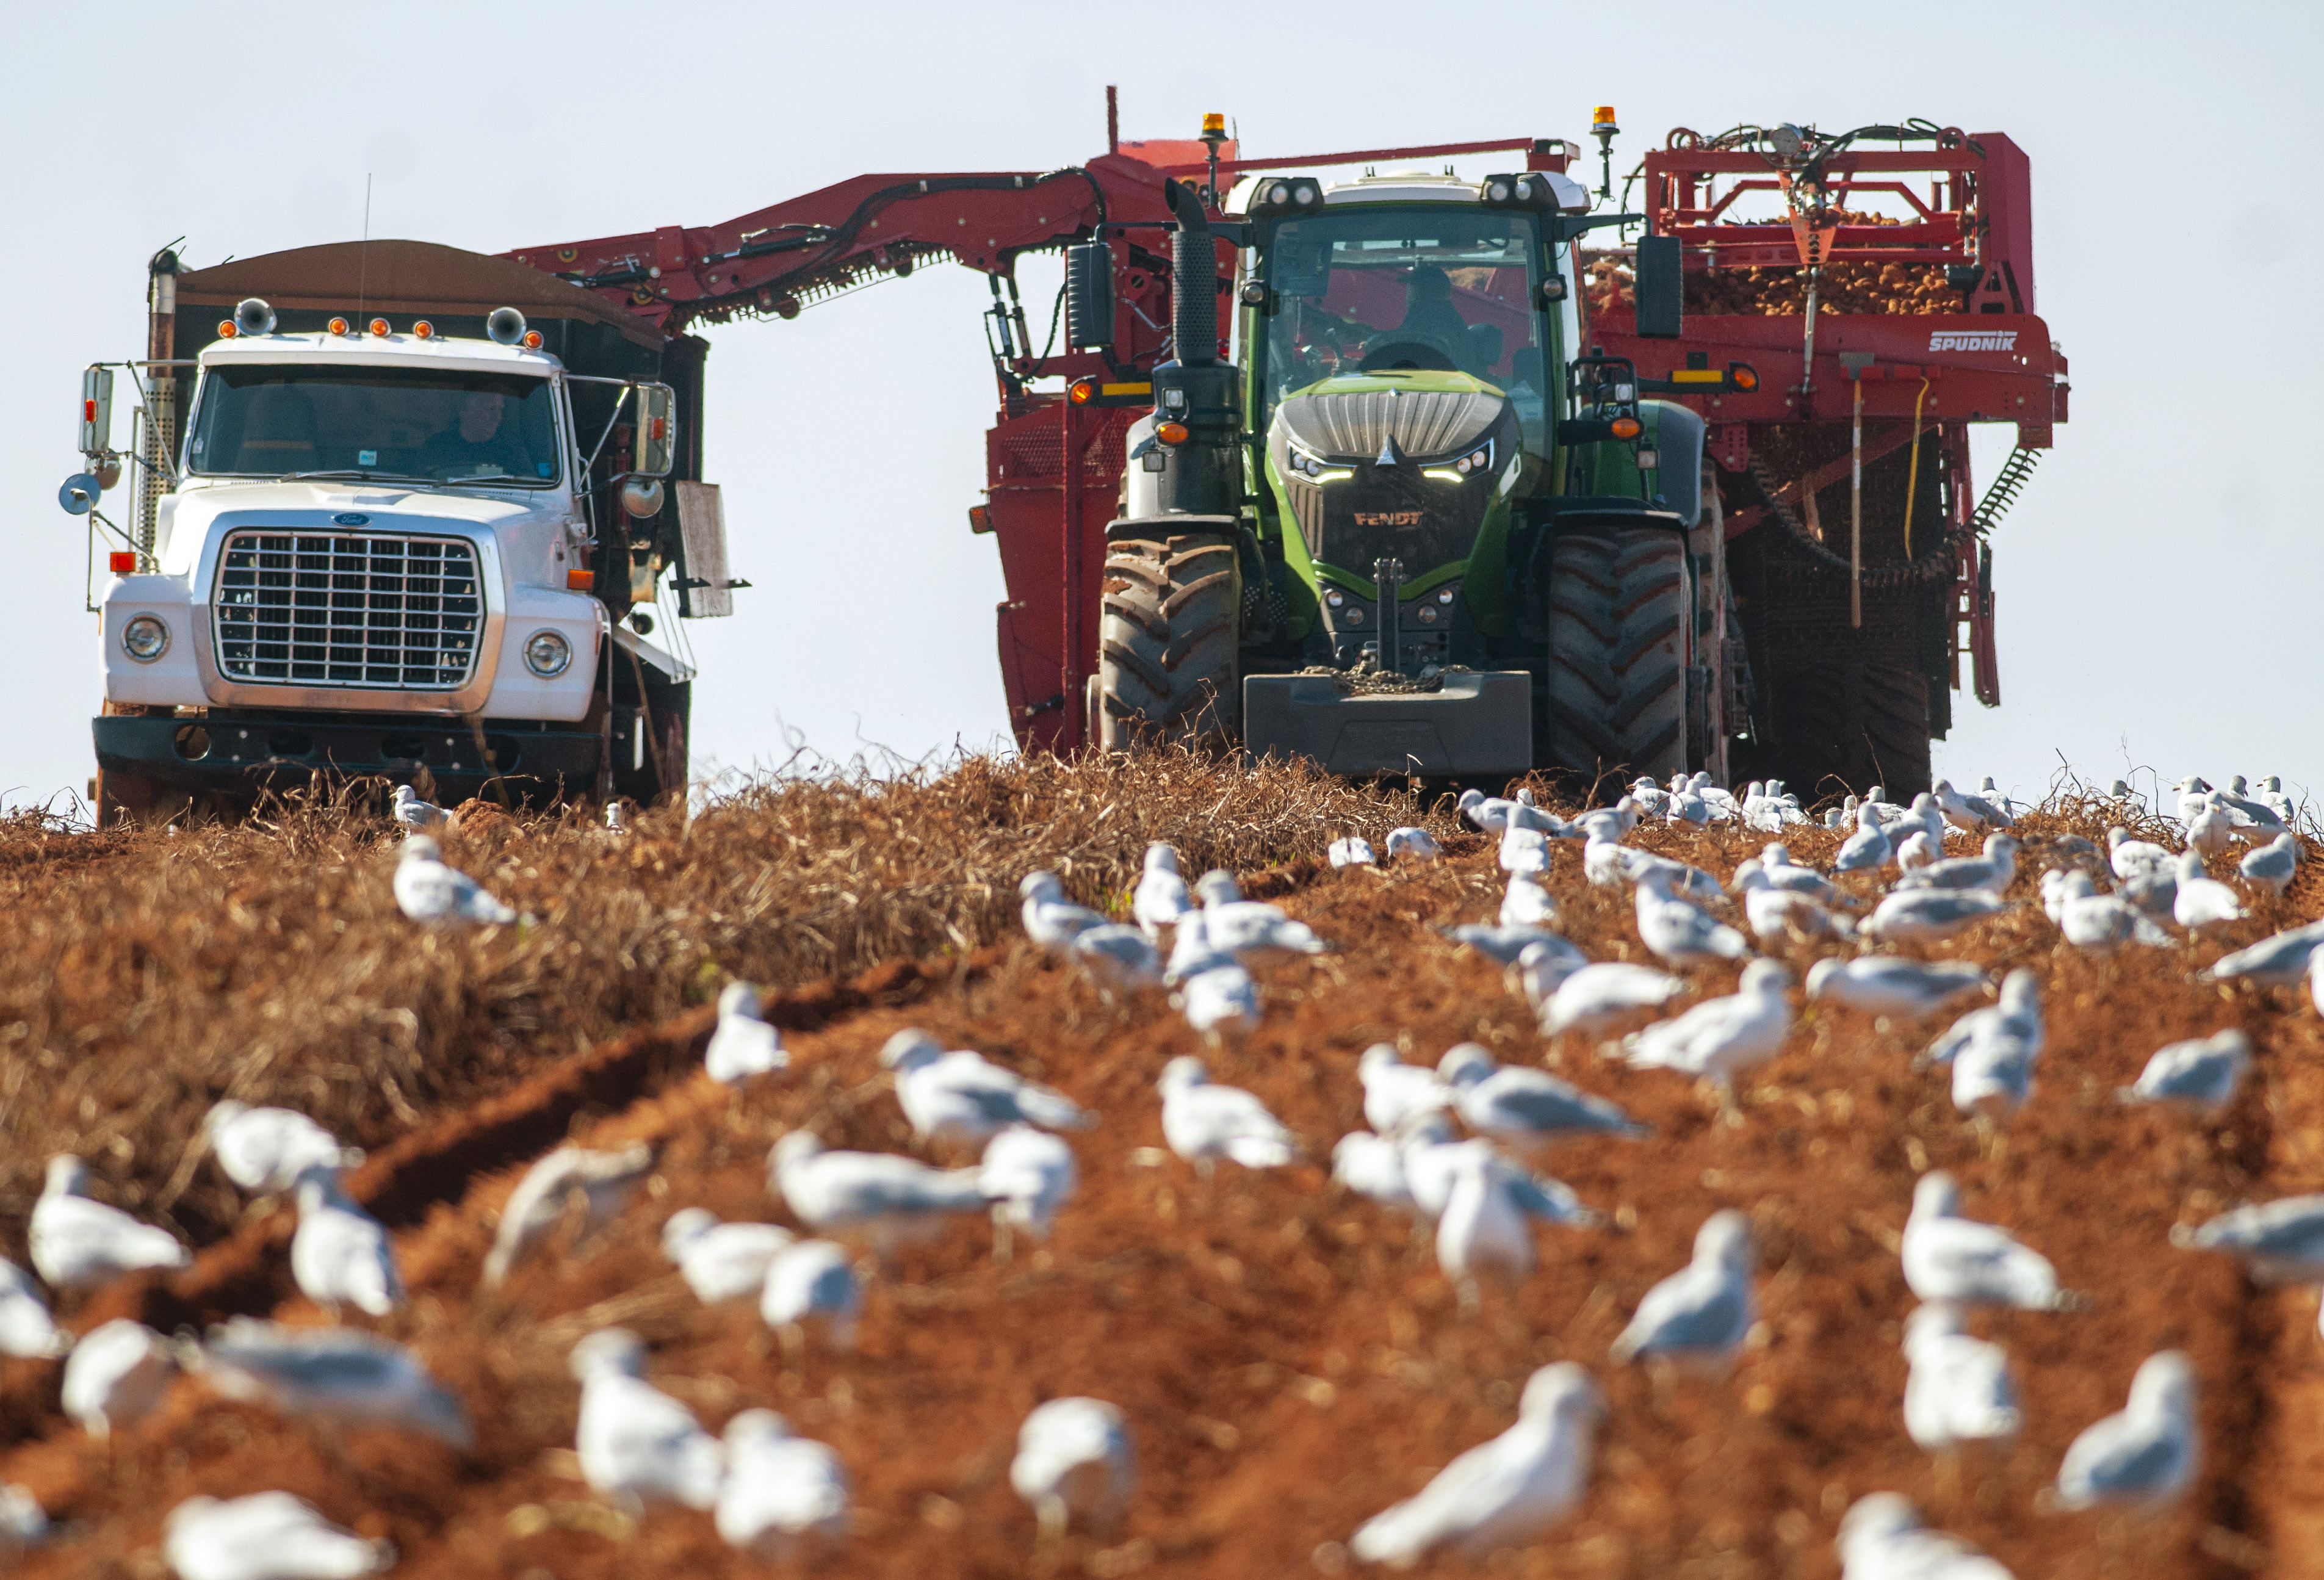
[1067, 378, 1097, 405]
[369, 318, 391, 337]
[109, 551, 137, 575]
[1730, 364, 1761, 392]
[566, 569, 595, 591]
[522, 330, 543, 349]
[1157, 422, 1189, 444]
[412, 320, 434, 339]
[327, 316, 350, 336]
[216, 320, 237, 338]
[1611, 416, 1644, 440]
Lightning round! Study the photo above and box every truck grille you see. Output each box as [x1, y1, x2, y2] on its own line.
[212, 530, 485, 690]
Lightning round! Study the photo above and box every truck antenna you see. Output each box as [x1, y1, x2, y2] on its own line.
[356, 173, 373, 325]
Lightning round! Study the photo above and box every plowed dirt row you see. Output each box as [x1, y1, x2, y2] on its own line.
[9, 794, 2324, 1579]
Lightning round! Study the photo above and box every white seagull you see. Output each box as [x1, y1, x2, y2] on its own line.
[2052, 870, 2170, 950]
[163, 1493, 393, 1580]
[1862, 888, 2007, 944]
[1438, 1044, 1650, 1152]
[660, 1209, 795, 1305]
[0, 1258, 68, 1358]
[1357, 1044, 1454, 1136]
[290, 1167, 403, 1319]
[2171, 1192, 2324, 1285]
[203, 1102, 363, 1196]
[767, 1132, 987, 1253]
[2052, 1352, 2199, 1512]
[879, 1029, 1094, 1147]
[1514, 939, 1590, 1010]
[1348, 1363, 1603, 1567]
[2209, 920, 2324, 986]
[979, 1124, 1079, 1242]
[30, 1155, 190, 1290]
[1633, 871, 1752, 967]
[1806, 957, 1988, 1020]
[1069, 923, 1164, 991]
[389, 784, 448, 830]
[1836, 1493, 2013, 1580]
[1385, 826, 1442, 862]
[1540, 962, 1686, 1038]
[569, 1327, 725, 1512]
[482, 1142, 654, 1288]
[1331, 1130, 1419, 1211]
[717, 1409, 850, 1560]
[62, 1318, 178, 1439]
[1435, 1144, 1601, 1288]
[1157, 1056, 1297, 1176]
[2240, 832, 2300, 898]
[1011, 1396, 1136, 1537]
[1833, 803, 1894, 873]
[705, 982, 788, 1084]
[1329, 835, 1377, 868]
[759, 1239, 862, 1353]
[1901, 1304, 2021, 1451]
[1131, 843, 1196, 937]
[196, 1318, 472, 1448]
[1609, 1211, 1757, 1368]
[1192, 870, 1329, 964]
[2119, 1030, 2250, 1113]
[2172, 851, 2246, 932]
[1020, 870, 1107, 951]
[1895, 834, 2017, 895]
[1901, 1173, 2070, 1311]
[1500, 875, 1557, 928]
[393, 835, 516, 927]
[1620, 960, 1793, 1108]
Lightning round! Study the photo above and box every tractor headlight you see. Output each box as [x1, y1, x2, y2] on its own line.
[120, 615, 169, 662]
[1451, 442, 1493, 475]
[523, 629, 573, 677]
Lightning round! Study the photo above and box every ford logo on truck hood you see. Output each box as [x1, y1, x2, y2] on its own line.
[333, 512, 370, 526]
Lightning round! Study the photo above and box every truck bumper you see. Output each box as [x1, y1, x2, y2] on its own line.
[93, 710, 604, 805]
[1242, 671, 1533, 777]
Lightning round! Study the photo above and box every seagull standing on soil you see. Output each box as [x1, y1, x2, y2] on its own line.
[1172, 956, 1262, 1041]
[1836, 1494, 2013, 1580]
[1348, 1363, 1603, 1567]
[1902, 1174, 2070, 1311]
[1896, 835, 2017, 895]
[163, 1493, 394, 1580]
[1609, 1212, 1757, 1369]
[1620, 961, 1793, 1113]
[1807, 958, 1988, 1020]
[30, 1155, 190, 1290]
[1011, 1397, 1136, 1538]
[1132, 844, 1195, 937]
[1501, 875, 1558, 928]
[393, 835, 516, 927]
[2107, 828, 2175, 884]
[2120, 1030, 2250, 1113]
[717, 1410, 850, 1560]
[2241, 833, 2300, 898]
[1358, 1044, 1453, 1136]
[290, 1167, 403, 1319]
[760, 1241, 862, 1354]
[204, 1103, 363, 1195]
[2052, 1352, 2199, 1512]
[2171, 1192, 2324, 1286]
[1834, 803, 1893, 873]
[1331, 1130, 1418, 1211]
[1020, 871, 1106, 952]
[768, 1132, 988, 1253]
[1863, 889, 2007, 943]
[661, 1210, 795, 1305]
[1157, 1056, 1297, 1176]
[1069, 923, 1163, 992]
[2171, 851, 2246, 932]
[1733, 864, 1850, 943]
[195, 1319, 472, 1448]
[2053, 870, 2171, 950]
[1438, 1044, 1650, 1154]
[705, 983, 788, 1084]
[1192, 871, 1329, 965]
[1329, 835, 1376, 868]
[1633, 871, 1751, 966]
[569, 1327, 724, 1513]
[2209, 920, 2324, 986]
[1541, 962, 1686, 1037]
[1514, 939, 1589, 1010]
[1902, 1305, 2021, 1451]
[390, 784, 448, 831]
[978, 1125, 1079, 1249]
[879, 1030, 1095, 1147]
[1922, 970, 2043, 1070]
[483, 1142, 654, 1288]
[62, 1319, 178, 1439]
[0, 1259, 68, 1358]
[1386, 827, 1442, 862]
[1435, 1145, 1602, 1289]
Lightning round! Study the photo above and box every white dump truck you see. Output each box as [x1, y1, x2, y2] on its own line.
[65, 240, 732, 822]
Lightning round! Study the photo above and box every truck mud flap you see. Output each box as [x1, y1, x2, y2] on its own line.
[1241, 671, 1532, 777]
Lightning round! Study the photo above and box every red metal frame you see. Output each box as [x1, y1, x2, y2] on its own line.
[503, 116, 2058, 750]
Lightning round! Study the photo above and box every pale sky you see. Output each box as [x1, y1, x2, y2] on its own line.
[4, 1, 2315, 815]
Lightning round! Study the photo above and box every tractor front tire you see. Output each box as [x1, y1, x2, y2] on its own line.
[1543, 527, 1689, 787]
[1098, 532, 1241, 752]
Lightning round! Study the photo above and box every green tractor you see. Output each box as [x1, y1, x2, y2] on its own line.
[1092, 165, 1730, 788]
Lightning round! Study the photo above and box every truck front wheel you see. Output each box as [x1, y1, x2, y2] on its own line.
[1097, 530, 1241, 752]
[1542, 527, 1690, 787]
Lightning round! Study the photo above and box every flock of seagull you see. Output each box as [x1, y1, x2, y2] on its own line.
[0, 769, 2312, 1576]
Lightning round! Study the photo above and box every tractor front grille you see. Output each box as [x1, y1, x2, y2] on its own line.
[212, 530, 485, 690]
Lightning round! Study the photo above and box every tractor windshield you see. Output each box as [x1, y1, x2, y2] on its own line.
[187, 363, 563, 486]
[1255, 205, 1550, 449]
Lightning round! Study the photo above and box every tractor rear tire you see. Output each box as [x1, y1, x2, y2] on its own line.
[1760, 655, 1932, 801]
[1098, 532, 1241, 752]
[1543, 527, 1689, 787]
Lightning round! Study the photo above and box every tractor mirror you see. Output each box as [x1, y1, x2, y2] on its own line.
[1065, 243, 1115, 351]
[79, 367, 114, 455]
[632, 383, 677, 477]
[1633, 235, 1683, 339]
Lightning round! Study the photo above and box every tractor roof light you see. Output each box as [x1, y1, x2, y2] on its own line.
[1593, 106, 1619, 131]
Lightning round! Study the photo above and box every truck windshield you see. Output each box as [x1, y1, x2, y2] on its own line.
[187, 364, 562, 486]
[1257, 206, 1549, 449]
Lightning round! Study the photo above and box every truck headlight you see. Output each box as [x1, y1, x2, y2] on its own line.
[523, 629, 572, 677]
[120, 615, 170, 662]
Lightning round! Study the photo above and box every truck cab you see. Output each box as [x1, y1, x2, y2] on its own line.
[71, 241, 719, 821]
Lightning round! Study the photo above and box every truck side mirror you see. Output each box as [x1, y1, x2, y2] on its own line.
[633, 383, 677, 477]
[80, 367, 114, 455]
[1633, 234, 1683, 339]
[1064, 243, 1115, 351]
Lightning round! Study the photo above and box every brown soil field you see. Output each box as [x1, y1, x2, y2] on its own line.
[2, 773, 2322, 1579]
